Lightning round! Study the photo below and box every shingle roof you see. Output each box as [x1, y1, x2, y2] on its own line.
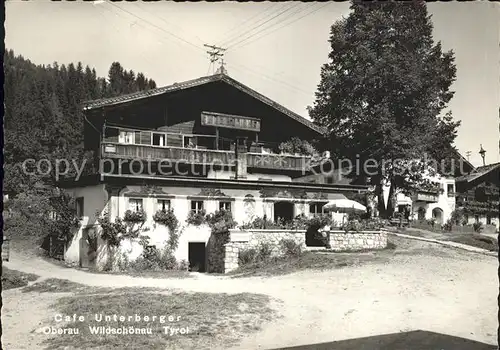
[82, 73, 326, 135]
[455, 162, 500, 183]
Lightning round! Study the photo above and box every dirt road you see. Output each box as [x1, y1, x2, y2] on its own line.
[3, 237, 498, 349]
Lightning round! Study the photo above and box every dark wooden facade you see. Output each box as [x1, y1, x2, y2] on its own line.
[84, 75, 325, 178]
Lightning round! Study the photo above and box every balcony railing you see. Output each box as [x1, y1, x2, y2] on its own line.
[414, 192, 439, 203]
[102, 143, 236, 165]
[247, 152, 309, 171]
[101, 143, 311, 171]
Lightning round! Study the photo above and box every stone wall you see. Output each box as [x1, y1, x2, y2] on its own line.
[220, 229, 387, 273]
[327, 230, 387, 251]
[223, 229, 306, 273]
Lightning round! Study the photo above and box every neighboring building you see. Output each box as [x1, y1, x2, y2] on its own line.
[393, 175, 457, 225]
[390, 152, 475, 225]
[455, 162, 500, 229]
[61, 72, 368, 270]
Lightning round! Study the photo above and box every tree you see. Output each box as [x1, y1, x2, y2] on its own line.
[309, 1, 460, 217]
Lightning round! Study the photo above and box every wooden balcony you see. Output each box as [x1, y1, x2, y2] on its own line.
[101, 143, 311, 172]
[414, 191, 439, 203]
[247, 152, 309, 171]
[102, 143, 236, 165]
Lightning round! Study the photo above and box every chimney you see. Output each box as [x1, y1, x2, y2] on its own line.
[235, 137, 247, 179]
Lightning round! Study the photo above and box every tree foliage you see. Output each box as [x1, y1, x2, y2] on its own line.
[308, 1, 460, 217]
[3, 49, 158, 246]
[4, 49, 157, 195]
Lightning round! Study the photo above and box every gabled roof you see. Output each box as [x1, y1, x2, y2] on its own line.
[456, 162, 500, 183]
[82, 73, 326, 135]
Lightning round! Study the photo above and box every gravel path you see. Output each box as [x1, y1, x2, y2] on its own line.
[3, 237, 498, 349]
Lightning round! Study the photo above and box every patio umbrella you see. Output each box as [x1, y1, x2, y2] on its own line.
[323, 199, 367, 213]
[324, 199, 367, 226]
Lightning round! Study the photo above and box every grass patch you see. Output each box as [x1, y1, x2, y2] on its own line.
[22, 278, 89, 294]
[43, 289, 275, 350]
[230, 250, 390, 278]
[1, 267, 39, 290]
[446, 234, 499, 252]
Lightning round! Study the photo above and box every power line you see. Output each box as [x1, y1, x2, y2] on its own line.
[227, 62, 314, 97]
[230, 2, 332, 51]
[131, 3, 206, 46]
[93, 4, 160, 73]
[105, 1, 205, 54]
[222, 3, 303, 49]
[216, 2, 284, 47]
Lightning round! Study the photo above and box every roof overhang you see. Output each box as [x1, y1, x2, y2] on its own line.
[82, 73, 326, 136]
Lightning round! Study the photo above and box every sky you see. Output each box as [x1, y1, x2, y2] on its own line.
[5, 1, 500, 166]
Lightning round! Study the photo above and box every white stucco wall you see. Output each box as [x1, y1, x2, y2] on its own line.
[64, 184, 108, 264]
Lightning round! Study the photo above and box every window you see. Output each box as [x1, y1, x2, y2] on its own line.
[75, 197, 84, 218]
[309, 203, 325, 216]
[157, 199, 171, 212]
[487, 215, 492, 225]
[447, 184, 454, 195]
[119, 131, 135, 144]
[152, 133, 165, 147]
[475, 215, 480, 223]
[128, 198, 143, 212]
[191, 200, 204, 214]
[219, 201, 231, 212]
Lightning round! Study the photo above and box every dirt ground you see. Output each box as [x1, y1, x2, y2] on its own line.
[2, 236, 498, 349]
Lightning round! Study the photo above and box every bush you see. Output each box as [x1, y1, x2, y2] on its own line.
[177, 260, 190, 271]
[206, 209, 237, 234]
[186, 209, 206, 226]
[124, 210, 147, 223]
[256, 242, 273, 261]
[473, 222, 483, 233]
[278, 137, 317, 156]
[153, 209, 178, 231]
[238, 248, 258, 266]
[129, 245, 177, 271]
[442, 219, 453, 232]
[279, 239, 302, 258]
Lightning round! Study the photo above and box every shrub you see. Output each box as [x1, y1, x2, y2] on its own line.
[206, 209, 237, 234]
[342, 220, 362, 232]
[129, 245, 177, 271]
[186, 209, 206, 226]
[442, 219, 453, 232]
[124, 209, 147, 223]
[278, 137, 317, 156]
[427, 218, 436, 227]
[177, 260, 190, 271]
[256, 242, 273, 261]
[359, 218, 385, 230]
[473, 222, 483, 233]
[279, 239, 302, 258]
[238, 248, 258, 266]
[153, 209, 178, 231]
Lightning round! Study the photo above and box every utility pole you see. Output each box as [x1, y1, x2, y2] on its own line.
[204, 44, 226, 74]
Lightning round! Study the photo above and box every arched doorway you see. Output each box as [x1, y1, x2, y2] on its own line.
[417, 207, 426, 221]
[274, 201, 294, 223]
[432, 208, 444, 225]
